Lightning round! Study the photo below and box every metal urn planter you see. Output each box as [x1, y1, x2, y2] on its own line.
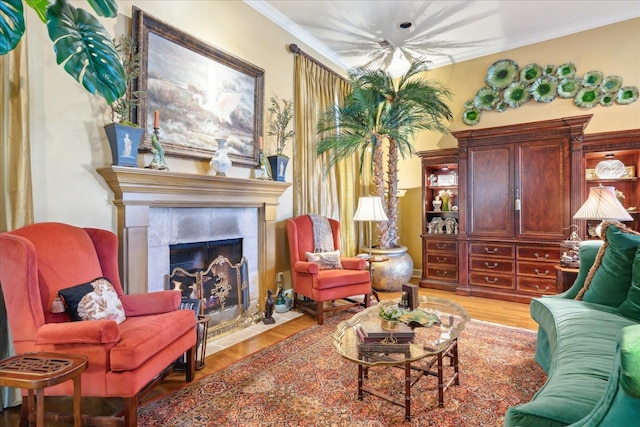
[367, 245, 413, 292]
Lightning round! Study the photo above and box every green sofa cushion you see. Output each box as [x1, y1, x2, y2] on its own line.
[620, 324, 640, 397]
[577, 222, 640, 307]
[618, 247, 640, 321]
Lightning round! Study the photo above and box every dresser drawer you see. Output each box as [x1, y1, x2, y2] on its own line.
[469, 256, 515, 274]
[469, 242, 515, 258]
[517, 276, 557, 295]
[517, 261, 554, 279]
[469, 272, 514, 289]
[427, 253, 458, 267]
[517, 245, 561, 262]
[426, 267, 459, 282]
[427, 240, 458, 253]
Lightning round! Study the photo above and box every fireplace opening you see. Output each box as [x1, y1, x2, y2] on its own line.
[166, 239, 250, 333]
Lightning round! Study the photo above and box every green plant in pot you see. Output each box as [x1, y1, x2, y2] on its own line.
[266, 95, 294, 181]
[317, 60, 452, 291]
[103, 34, 145, 167]
[1, 0, 125, 104]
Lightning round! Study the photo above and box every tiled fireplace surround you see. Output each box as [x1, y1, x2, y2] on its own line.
[98, 166, 290, 323]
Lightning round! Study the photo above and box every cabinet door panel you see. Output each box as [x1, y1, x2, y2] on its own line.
[516, 140, 569, 240]
[468, 145, 513, 237]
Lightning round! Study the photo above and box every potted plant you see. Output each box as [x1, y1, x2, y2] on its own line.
[266, 95, 294, 181]
[378, 305, 403, 330]
[103, 35, 145, 167]
[317, 60, 453, 291]
[1, 0, 125, 105]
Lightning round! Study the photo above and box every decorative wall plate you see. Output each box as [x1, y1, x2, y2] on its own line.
[556, 62, 576, 78]
[474, 87, 500, 110]
[557, 78, 580, 98]
[464, 99, 475, 109]
[531, 76, 558, 102]
[485, 59, 519, 90]
[582, 71, 603, 88]
[543, 64, 557, 75]
[504, 81, 531, 108]
[600, 75, 623, 93]
[600, 93, 615, 107]
[595, 159, 625, 179]
[462, 108, 481, 126]
[496, 101, 509, 112]
[574, 87, 601, 108]
[616, 86, 639, 105]
[520, 63, 543, 84]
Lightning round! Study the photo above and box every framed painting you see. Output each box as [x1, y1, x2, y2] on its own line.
[132, 7, 264, 166]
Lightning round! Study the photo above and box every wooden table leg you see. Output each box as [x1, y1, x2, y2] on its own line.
[405, 362, 411, 421]
[357, 364, 364, 401]
[437, 351, 444, 408]
[36, 388, 44, 427]
[73, 374, 82, 427]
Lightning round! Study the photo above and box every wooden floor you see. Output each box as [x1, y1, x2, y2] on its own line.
[0, 286, 538, 426]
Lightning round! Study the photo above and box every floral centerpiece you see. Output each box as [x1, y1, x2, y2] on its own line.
[379, 305, 403, 330]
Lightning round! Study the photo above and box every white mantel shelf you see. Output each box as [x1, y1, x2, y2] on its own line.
[97, 166, 290, 208]
[97, 166, 290, 299]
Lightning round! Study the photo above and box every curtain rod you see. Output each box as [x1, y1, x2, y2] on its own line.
[288, 44, 347, 83]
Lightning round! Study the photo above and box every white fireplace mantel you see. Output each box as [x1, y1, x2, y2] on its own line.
[97, 166, 290, 301]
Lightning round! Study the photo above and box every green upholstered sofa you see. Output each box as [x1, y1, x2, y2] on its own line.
[505, 222, 640, 427]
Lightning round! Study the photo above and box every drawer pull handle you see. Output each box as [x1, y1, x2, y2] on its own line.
[436, 243, 447, 249]
[437, 257, 448, 263]
[535, 284, 550, 292]
[534, 253, 550, 260]
[534, 269, 550, 276]
[484, 277, 498, 283]
[484, 247, 498, 254]
[437, 270, 448, 277]
[485, 262, 498, 269]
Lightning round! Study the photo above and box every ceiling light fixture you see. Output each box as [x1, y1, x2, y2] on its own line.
[399, 22, 412, 29]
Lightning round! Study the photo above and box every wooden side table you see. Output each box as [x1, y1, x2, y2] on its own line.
[555, 265, 579, 293]
[0, 352, 88, 427]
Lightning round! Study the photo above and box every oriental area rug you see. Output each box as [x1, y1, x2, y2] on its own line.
[138, 310, 546, 426]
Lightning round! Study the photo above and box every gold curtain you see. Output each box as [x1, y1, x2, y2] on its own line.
[293, 54, 367, 256]
[0, 40, 32, 409]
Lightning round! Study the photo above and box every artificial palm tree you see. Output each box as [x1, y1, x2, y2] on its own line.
[317, 60, 453, 249]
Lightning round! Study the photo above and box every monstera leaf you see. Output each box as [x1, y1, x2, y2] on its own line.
[47, 0, 125, 104]
[0, 0, 124, 105]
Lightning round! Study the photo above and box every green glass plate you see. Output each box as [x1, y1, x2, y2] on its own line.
[474, 87, 500, 110]
[464, 99, 475, 110]
[531, 76, 558, 103]
[600, 75, 623, 93]
[582, 71, 603, 88]
[520, 63, 543, 84]
[496, 101, 509, 112]
[485, 59, 519, 90]
[556, 62, 576, 78]
[543, 64, 557, 75]
[600, 93, 615, 107]
[462, 108, 481, 126]
[574, 87, 601, 108]
[504, 81, 531, 108]
[616, 86, 639, 105]
[557, 78, 581, 98]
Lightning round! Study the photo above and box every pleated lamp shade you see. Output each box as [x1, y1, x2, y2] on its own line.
[573, 185, 632, 221]
[353, 197, 388, 222]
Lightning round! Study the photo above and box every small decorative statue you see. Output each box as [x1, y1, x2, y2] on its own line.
[147, 129, 169, 170]
[398, 291, 410, 309]
[263, 289, 275, 324]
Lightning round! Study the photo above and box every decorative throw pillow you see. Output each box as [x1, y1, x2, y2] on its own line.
[58, 277, 126, 324]
[618, 247, 640, 321]
[576, 222, 640, 307]
[306, 250, 343, 270]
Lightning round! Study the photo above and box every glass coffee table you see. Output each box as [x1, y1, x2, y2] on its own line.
[333, 297, 470, 421]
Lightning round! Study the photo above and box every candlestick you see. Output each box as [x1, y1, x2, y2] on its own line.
[154, 110, 159, 128]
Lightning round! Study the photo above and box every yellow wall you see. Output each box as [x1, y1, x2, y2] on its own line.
[21, 3, 639, 275]
[399, 17, 640, 270]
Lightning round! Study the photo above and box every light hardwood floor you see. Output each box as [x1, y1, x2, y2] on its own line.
[1, 286, 538, 426]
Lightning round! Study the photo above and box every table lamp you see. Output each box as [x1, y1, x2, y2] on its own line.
[353, 196, 388, 260]
[573, 184, 633, 237]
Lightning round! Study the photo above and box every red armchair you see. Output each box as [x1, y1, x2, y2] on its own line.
[0, 222, 196, 426]
[286, 215, 371, 324]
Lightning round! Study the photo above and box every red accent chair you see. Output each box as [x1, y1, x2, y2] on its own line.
[0, 222, 196, 427]
[286, 215, 371, 324]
